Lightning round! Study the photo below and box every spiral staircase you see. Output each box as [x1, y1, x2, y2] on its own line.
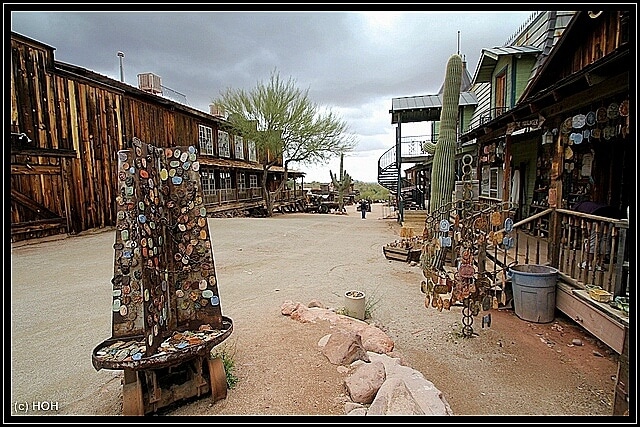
[377, 137, 432, 211]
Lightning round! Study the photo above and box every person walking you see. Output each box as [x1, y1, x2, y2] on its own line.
[359, 199, 367, 219]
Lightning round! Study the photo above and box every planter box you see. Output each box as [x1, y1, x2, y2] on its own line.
[556, 282, 627, 354]
[383, 246, 421, 263]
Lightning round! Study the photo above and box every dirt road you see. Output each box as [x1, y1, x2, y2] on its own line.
[9, 203, 620, 419]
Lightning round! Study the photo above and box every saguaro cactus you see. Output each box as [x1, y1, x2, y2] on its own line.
[330, 153, 352, 213]
[423, 54, 463, 215]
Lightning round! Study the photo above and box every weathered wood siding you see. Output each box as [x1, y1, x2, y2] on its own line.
[11, 33, 127, 240]
[10, 34, 206, 241]
[11, 31, 290, 242]
[535, 11, 629, 89]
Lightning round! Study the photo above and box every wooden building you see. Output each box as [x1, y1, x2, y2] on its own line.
[10, 31, 306, 242]
[383, 10, 631, 414]
[462, 10, 631, 415]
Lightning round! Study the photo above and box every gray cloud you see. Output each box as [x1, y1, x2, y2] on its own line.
[10, 7, 536, 181]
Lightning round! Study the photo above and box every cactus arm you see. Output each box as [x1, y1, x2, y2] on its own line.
[423, 141, 436, 155]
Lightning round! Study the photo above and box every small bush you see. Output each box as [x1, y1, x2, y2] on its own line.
[211, 342, 239, 389]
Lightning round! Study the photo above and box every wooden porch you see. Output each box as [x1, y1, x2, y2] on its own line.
[479, 205, 629, 355]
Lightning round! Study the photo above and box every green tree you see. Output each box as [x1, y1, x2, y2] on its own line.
[215, 69, 356, 216]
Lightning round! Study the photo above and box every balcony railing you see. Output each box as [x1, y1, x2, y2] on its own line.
[465, 106, 510, 134]
[203, 187, 263, 205]
[202, 187, 306, 207]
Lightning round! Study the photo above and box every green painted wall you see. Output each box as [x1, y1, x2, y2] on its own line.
[515, 56, 536, 103]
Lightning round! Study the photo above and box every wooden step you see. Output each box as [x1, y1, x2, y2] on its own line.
[402, 209, 428, 230]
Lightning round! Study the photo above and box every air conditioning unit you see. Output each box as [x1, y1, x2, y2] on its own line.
[209, 103, 226, 118]
[137, 73, 162, 94]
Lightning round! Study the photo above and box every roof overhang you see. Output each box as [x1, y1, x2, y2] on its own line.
[390, 92, 477, 124]
[461, 46, 629, 144]
[473, 46, 541, 83]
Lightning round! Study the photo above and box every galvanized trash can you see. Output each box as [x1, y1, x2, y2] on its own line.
[509, 264, 558, 323]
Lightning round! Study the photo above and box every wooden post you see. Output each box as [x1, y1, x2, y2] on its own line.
[60, 157, 73, 235]
[613, 325, 629, 415]
[613, 222, 628, 297]
[548, 130, 565, 267]
[502, 135, 511, 214]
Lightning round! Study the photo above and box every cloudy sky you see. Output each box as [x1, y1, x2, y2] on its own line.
[9, 5, 538, 183]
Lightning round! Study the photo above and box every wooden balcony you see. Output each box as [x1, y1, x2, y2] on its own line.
[202, 187, 307, 214]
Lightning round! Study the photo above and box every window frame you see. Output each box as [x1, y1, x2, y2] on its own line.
[218, 130, 231, 158]
[198, 125, 214, 155]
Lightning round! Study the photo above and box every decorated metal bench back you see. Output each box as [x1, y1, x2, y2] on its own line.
[111, 137, 222, 355]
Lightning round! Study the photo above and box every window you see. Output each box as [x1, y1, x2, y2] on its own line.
[234, 135, 245, 160]
[218, 130, 230, 157]
[220, 171, 232, 189]
[238, 173, 246, 190]
[199, 125, 214, 155]
[200, 168, 216, 195]
[481, 166, 503, 199]
[249, 174, 258, 188]
[248, 140, 257, 162]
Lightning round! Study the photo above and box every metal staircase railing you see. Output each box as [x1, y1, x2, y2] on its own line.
[377, 136, 435, 195]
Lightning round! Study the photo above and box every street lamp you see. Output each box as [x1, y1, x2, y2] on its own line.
[117, 51, 125, 82]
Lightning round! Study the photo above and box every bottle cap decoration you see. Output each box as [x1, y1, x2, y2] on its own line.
[93, 137, 231, 370]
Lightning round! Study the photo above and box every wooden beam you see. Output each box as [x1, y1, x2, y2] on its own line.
[10, 148, 77, 158]
[11, 217, 67, 235]
[11, 163, 61, 175]
[10, 189, 60, 219]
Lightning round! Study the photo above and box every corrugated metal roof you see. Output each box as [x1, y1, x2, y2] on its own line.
[198, 157, 303, 175]
[391, 92, 478, 111]
[473, 45, 541, 83]
[390, 91, 477, 124]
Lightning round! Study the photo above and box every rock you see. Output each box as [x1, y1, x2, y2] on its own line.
[294, 306, 329, 323]
[344, 361, 386, 404]
[308, 299, 326, 309]
[317, 334, 331, 348]
[289, 303, 310, 322]
[367, 352, 453, 415]
[367, 377, 424, 415]
[346, 407, 367, 415]
[321, 330, 370, 365]
[593, 350, 603, 357]
[344, 402, 365, 413]
[280, 300, 298, 315]
[572, 338, 583, 346]
[360, 325, 394, 354]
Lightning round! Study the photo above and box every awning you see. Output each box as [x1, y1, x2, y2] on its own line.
[390, 92, 477, 124]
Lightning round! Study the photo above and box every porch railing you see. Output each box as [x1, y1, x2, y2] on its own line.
[272, 188, 306, 203]
[555, 208, 629, 297]
[203, 187, 264, 205]
[484, 207, 629, 298]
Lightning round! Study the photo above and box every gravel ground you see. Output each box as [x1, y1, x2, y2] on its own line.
[9, 202, 620, 421]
